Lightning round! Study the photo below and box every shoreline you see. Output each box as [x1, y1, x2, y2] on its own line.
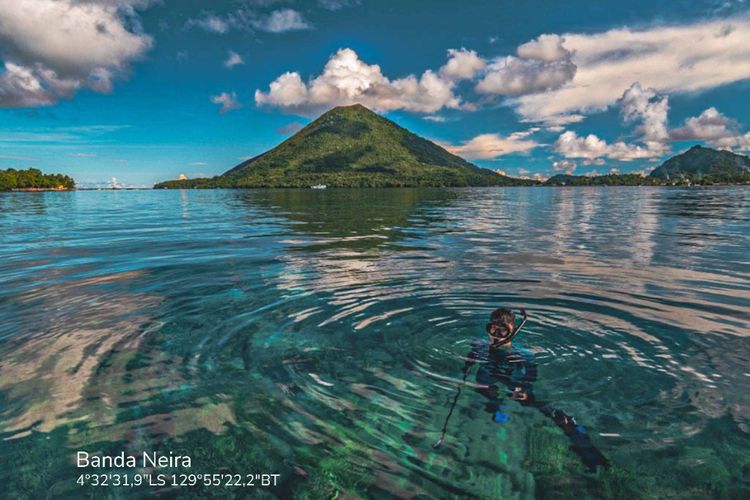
[152, 183, 750, 190]
[5, 184, 749, 194]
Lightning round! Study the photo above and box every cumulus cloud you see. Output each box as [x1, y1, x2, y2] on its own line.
[552, 159, 576, 173]
[255, 48, 463, 114]
[671, 107, 737, 141]
[554, 130, 663, 161]
[444, 130, 539, 160]
[517, 34, 571, 62]
[476, 34, 576, 96]
[619, 83, 669, 146]
[253, 9, 310, 33]
[554, 82, 673, 162]
[440, 48, 485, 81]
[224, 51, 244, 68]
[210, 91, 242, 113]
[0, 0, 153, 108]
[0, 62, 56, 107]
[670, 107, 750, 150]
[513, 17, 750, 124]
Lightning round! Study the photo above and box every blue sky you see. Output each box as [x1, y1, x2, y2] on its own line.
[1, 0, 749, 187]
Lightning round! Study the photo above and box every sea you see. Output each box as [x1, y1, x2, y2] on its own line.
[1, 187, 748, 498]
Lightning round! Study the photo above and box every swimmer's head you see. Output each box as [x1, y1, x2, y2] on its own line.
[486, 308, 515, 344]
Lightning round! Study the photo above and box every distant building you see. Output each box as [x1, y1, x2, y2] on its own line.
[178, 173, 188, 181]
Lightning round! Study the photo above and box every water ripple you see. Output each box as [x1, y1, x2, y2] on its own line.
[1, 188, 749, 497]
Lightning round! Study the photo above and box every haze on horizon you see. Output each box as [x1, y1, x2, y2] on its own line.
[1, 0, 750, 187]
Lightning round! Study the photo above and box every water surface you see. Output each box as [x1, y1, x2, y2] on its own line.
[1, 188, 749, 498]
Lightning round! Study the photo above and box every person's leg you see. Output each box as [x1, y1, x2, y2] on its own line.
[533, 404, 610, 471]
[507, 380, 609, 471]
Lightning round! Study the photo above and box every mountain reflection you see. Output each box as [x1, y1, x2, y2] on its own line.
[229, 188, 461, 252]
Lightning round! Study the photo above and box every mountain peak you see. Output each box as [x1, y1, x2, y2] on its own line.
[319, 103, 379, 119]
[333, 103, 370, 111]
[650, 144, 750, 180]
[159, 105, 517, 188]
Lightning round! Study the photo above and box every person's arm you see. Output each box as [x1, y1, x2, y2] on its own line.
[463, 338, 481, 372]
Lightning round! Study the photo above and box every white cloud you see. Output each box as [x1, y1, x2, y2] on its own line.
[0, 0, 153, 107]
[187, 14, 230, 34]
[255, 48, 463, 114]
[554, 130, 664, 161]
[552, 159, 576, 173]
[439, 48, 485, 81]
[253, 9, 310, 33]
[210, 91, 242, 113]
[517, 34, 571, 62]
[619, 82, 669, 147]
[0, 62, 55, 107]
[187, 8, 311, 35]
[444, 131, 539, 160]
[224, 51, 244, 68]
[670, 107, 750, 150]
[476, 34, 576, 96]
[671, 107, 736, 141]
[513, 17, 750, 124]
[318, 0, 360, 10]
[423, 115, 447, 122]
[722, 133, 750, 151]
[554, 82, 673, 162]
[476, 56, 576, 96]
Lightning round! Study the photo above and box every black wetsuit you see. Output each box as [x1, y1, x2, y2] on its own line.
[465, 338, 609, 471]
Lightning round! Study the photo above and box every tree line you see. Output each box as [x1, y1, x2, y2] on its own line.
[0, 168, 75, 191]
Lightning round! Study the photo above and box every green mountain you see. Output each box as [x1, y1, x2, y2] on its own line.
[650, 145, 750, 182]
[545, 146, 750, 186]
[155, 104, 528, 188]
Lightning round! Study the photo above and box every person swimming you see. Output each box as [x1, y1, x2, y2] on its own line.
[463, 307, 609, 471]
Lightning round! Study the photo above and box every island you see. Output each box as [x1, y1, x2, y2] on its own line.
[154, 105, 750, 189]
[155, 104, 533, 188]
[546, 146, 750, 186]
[0, 168, 75, 191]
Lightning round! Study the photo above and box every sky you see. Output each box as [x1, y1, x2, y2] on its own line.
[1, 0, 750, 187]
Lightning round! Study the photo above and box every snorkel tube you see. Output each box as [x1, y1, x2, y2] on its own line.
[505, 308, 528, 344]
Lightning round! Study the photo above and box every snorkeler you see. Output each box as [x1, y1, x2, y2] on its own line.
[437, 308, 609, 471]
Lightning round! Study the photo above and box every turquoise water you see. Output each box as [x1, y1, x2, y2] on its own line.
[0, 187, 748, 499]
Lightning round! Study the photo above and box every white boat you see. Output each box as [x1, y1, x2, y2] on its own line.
[310, 184, 328, 190]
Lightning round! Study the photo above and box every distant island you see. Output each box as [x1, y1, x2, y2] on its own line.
[154, 105, 750, 189]
[546, 146, 750, 186]
[0, 168, 75, 192]
[156, 104, 531, 188]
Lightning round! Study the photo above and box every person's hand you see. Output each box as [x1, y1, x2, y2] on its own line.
[511, 387, 528, 401]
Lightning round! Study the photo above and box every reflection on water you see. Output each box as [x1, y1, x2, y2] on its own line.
[0, 188, 749, 498]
